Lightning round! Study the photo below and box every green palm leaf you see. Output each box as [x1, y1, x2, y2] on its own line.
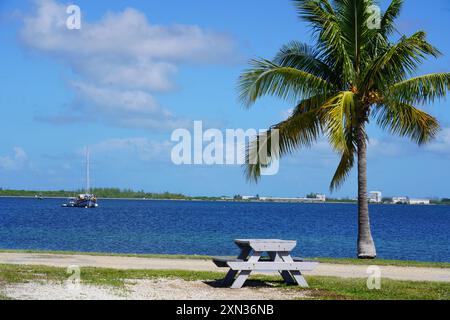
[373, 102, 440, 144]
[294, 0, 355, 81]
[321, 91, 356, 153]
[389, 73, 450, 105]
[330, 147, 355, 191]
[381, 0, 404, 36]
[274, 41, 339, 85]
[362, 31, 441, 90]
[244, 95, 329, 182]
[238, 59, 333, 107]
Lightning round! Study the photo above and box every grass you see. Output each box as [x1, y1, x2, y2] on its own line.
[0, 264, 449, 300]
[1, 249, 449, 268]
[309, 257, 450, 269]
[303, 276, 450, 300]
[0, 264, 223, 287]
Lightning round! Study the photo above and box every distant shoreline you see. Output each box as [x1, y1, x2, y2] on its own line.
[1, 195, 449, 206]
[0, 195, 351, 203]
[2, 189, 448, 205]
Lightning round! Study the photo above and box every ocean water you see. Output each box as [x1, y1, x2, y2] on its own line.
[0, 197, 449, 262]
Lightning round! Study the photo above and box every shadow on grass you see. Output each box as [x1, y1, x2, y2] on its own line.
[204, 278, 291, 289]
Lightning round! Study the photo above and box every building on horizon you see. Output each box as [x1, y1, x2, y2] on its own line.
[315, 194, 326, 202]
[368, 191, 382, 203]
[408, 199, 431, 205]
[259, 194, 326, 203]
[391, 197, 431, 205]
[241, 195, 259, 201]
[392, 196, 409, 204]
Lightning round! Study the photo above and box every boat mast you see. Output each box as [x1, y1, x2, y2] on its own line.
[86, 147, 90, 194]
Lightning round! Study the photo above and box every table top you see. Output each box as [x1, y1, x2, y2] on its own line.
[235, 239, 297, 252]
[235, 239, 296, 244]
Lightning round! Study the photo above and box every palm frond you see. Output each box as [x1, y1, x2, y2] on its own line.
[381, 0, 404, 36]
[335, 0, 374, 67]
[361, 31, 441, 91]
[293, 0, 355, 82]
[389, 73, 450, 105]
[274, 41, 339, 85]
[320, 90, 358, 190]
[244, 128, 276, 183]
[330, 146, 355, 191]
[321, 91, 357, 153]
[373, 102, 440, 144]
[238, 58, 333, 107]
[244, 94, 330, 182]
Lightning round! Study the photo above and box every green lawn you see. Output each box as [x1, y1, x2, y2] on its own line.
[1, 249, 449, 268]
[309, 257, 450, 269]
[303, 276, 450, 300]
[0, 264, 449, 300]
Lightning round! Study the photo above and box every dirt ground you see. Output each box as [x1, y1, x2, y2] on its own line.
[3, 278, 309, 300]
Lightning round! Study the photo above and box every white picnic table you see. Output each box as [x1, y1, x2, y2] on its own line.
[213, 239, 318, 289]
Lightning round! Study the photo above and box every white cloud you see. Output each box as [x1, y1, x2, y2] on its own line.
[21, 1, 238, 65]
[425, 127, 450, 156]
[0, 147, 28, 171]
[72, 81, 160, 114]
[35, 81, 190, 130]
[73, 59, 177, 92]
[22, 0, 239, 130]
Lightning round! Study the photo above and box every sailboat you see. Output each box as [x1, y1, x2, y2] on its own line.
[62, 147, 98, 208]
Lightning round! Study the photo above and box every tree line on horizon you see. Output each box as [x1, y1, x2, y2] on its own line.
[0, 188, 217, 200]
[1, 188, 449, 204]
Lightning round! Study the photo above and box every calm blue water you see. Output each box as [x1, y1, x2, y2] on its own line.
[0, 197, 449, 262]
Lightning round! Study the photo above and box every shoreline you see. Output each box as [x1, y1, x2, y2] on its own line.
[0, 195, 358, 204]
[1, 195, 447, 206]
[0, 195, 351, 201]
[0, 249, 449, 268]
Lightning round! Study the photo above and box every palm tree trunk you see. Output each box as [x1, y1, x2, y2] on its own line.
[356, 123, 377, 259]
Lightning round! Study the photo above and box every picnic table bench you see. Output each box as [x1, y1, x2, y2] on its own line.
[213, 239, 318, 289]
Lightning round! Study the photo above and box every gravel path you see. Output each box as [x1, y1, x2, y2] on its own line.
[0, 252, 449, 283]
[3, 279, 308, 300]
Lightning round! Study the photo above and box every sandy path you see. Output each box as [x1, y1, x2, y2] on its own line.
[3, 279, 308, 300]
[0, 253, 213, 271]
[0, 252, 449, 283]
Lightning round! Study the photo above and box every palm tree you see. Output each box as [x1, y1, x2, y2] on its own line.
[238, 0, 450, 258]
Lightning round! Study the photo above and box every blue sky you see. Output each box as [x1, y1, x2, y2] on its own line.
[0, 0, 450, 198]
